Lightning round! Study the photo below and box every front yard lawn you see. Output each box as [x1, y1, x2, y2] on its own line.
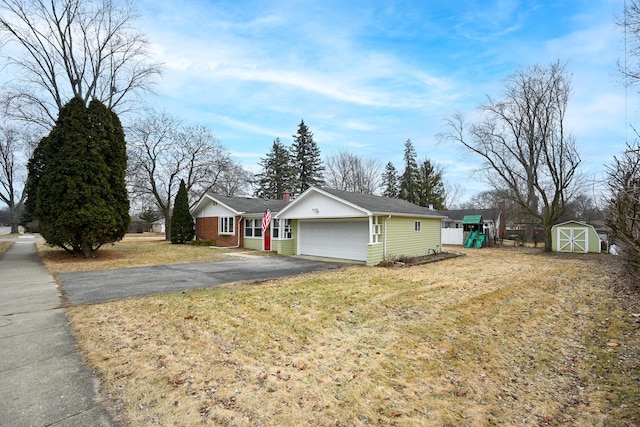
[66, 246, 640, 426]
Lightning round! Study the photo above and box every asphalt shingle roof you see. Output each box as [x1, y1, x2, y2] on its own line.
[319, 188, 444, 217]
[205, 188, 446, 218]
[440, 208, 499, 221]
[205, 194, 288, 215]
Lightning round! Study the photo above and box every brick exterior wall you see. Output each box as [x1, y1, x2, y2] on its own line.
[195, 216, 241, 247]
[196, 217, 217, 240]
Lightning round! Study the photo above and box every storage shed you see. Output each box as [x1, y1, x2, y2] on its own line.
[551, 220, 601, 253]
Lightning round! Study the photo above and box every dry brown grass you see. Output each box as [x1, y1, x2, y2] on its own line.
[67, 246, 640, 426]
[0, 241, 13, 257]
[36, 234, 260, 274]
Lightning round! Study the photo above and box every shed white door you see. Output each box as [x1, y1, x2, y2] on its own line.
[298, 221, 368, 261]
[557, 227, 588, 253]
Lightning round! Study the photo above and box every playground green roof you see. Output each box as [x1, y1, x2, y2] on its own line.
[462, 215, 483, 224]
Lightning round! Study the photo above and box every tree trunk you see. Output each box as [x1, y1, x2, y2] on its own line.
[164, 213, 172, 241]
[9, 203, 22, 234]
[543, 224, 553, 253]
[82, 245, 95, 258]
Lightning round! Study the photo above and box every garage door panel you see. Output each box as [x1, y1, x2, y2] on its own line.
[299, 221, 368, 261]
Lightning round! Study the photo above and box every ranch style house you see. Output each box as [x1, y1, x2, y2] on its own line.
[190, 187, 445, 266]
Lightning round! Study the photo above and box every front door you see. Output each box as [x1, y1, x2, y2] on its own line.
[264, 229, 271, 251]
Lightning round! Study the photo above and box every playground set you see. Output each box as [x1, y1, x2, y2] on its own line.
[462, 215, 486, 248]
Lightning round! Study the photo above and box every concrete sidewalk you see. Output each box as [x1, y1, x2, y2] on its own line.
[0, 239, 116, 427]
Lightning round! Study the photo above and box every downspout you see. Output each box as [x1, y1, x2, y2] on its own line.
[232, 216, 243, 248]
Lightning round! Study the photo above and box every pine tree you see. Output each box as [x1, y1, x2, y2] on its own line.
[291, 120, 324, 195]
[399, 139, 420, 204]
[171, 179, 194, 244]
[25, 96, 129, 257]
[255, 138, 294, 199]
[382, 161, 399, 198]
[416, 158, 446, 209]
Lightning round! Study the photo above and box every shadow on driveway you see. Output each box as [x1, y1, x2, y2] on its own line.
[58, 256, 352, 305]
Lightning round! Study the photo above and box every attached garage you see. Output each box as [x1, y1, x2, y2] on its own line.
[551, 220, 601, 253]
[298, 220, 369, 261]
[276, 187, 445, 265]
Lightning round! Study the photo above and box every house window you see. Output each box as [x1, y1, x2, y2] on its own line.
[414, 221, 421, 232]
[273, 219, 292, 239]
[219, 217, 235, 235]
[372, 216, 383, 243]
[244, 219, 262, 238]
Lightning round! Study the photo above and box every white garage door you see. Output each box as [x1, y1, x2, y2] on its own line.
[299, 221, 368, 261]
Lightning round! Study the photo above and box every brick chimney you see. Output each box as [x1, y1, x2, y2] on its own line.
[283, 191, 291, 202]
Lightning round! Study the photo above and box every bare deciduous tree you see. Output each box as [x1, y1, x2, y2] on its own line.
[0, 0, 161, 128]
[324, 151, 381, 194]
[619, 0, 640, 86]
[440, 61, 581, 251]
[606, 142, 640, 284]
[443, 181, 462, 210]
[213, 163, 253, 197]
[127, 111, 234, 240]
[0, 123, 36, 232]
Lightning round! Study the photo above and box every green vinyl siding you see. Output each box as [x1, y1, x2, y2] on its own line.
[244, 237, 262, 251]
[274, 220, 298, 256]
[366, 243, 384, 266]
[384, 217, 441, 260]
[274, 238, 295, 256]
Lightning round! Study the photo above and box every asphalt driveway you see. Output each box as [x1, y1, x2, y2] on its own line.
[58, 256, 351, 305]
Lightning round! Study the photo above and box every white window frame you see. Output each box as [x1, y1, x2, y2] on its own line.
[371, 216, 383, 244]
[244, 219, 262, 238]
[219, 216, 235, 235]
[273, 218, 292, 239]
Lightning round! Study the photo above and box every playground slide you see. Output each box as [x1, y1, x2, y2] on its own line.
[474, 233, 486, 248]
[463, 230, 477, 248]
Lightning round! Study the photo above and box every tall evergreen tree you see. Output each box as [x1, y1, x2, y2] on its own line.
[25, 96, 129, 257]
[382, 161, 399, 198]
[255, 137, 294, 199]
[416, 158, 446, 209]
[291, 120, 324, 195]
[399, 139, 420, 204]
[88, 99, 130, 231]
[171, 179, 194, 244]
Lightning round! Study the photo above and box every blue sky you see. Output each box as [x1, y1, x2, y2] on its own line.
[137, 0, 630, 204]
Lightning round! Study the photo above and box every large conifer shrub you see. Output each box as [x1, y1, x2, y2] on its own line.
[170, 179, 194, 244]
[26, 96, 130, 257]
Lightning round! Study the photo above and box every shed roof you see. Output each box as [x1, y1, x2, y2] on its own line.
[462, 215, 483, 224]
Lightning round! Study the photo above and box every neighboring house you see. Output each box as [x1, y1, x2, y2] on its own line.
[151, 218, 166, 234]
[440, 207, 505, 245]
[128, 216, 148, 233]
[551, 220, 602, 253]
[191, 187, 445, 266]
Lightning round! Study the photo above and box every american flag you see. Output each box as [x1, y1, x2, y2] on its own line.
[262, 208, 272, 233]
